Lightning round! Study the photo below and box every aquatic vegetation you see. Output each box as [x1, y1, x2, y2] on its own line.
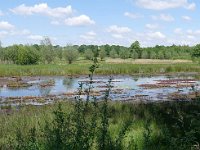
[7, 81, 32, 88]
[39, 79, 55, 88]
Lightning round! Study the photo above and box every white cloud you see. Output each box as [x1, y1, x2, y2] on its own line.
[80, 31, 96, 40]
[147, 31, 166, 39]
[9, 29, 31, 36]
[11, 3, 73, 18]
[64, 15, 95, 26]
[0, 21, 15, 30]
[107, 25, 131, 34]
[171, 28, 200, 45]
[136, 0, 196, 10]
[11, 3, 95, 27]
[145, 24, 159, 30]
[28, 35, 43, 40]
[0, 26, 31, 39]
[186, 3, 196, 10]
[107, 25, 132, 39]
[182, 15, 191, 21]
[152, 14, 174, 22]
[124, 12, 143, 19]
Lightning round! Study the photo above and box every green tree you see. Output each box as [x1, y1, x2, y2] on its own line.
[0, 41, 2, 62]
[16, 45, 40, 65]
[84, 49, 94, 60]
[192, 44, 200, 63]
[130, 41, 142, 58]
[149, 51, 156, 59]
[40, 37, 55, 64]
[110, 49, 118, 58]
[54, 45, 63, 60]
[64, 47, 79, 64]
[119, 48, 130, 59]
[141, 51, 148, 59]
[99, 48, 106, 61]
[131, 51, 138, 60]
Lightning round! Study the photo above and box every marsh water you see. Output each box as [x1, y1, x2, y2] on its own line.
[0, 74, 200, 106]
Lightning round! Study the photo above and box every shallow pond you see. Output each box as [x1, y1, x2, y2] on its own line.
[0, 75, 200, 106]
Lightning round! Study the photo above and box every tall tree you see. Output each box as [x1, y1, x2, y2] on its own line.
[40, 37, 55, 64]
[84, 49, 94, 60]
[192, 44, 200, 63]
[130, 41, 142, 58]
[99, 48, 106, 61]
[64, 47, 79, 64]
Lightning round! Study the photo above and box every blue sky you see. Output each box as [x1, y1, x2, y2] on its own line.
[0, 0, 199, 47]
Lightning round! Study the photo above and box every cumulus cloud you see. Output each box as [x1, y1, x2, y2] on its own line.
[171, 28, 200, 45]
[152, 14, 174, 22]
[182, 16, 191, 21]
[11, 3, 73, 18]
[11, 3, 95, 27]
[80, 31, 96, 40]
[0, 21, 15, 30]
[135, 0, 196, 10]
[107, 25, 132, 39]
[107, 25, 131, 34]
[0, 22, 33, 40]
[147, 31, 166, 39]
[64, 15, 95, 26]
[145, 24, 159, 30]
[124, 12, 143, 19]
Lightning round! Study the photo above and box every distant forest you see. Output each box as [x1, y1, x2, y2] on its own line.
[0, 38, 199, 65]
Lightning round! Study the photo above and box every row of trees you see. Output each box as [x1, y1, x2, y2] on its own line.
[0, 38, 79, 65]
[0, 38, 199, 65]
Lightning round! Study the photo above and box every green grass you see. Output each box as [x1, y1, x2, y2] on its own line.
[0, 100, 199, 149]
[0, 62, 200, 76]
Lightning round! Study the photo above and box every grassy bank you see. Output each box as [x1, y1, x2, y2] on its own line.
[0, 62, 200, 76]
[0, 100, 200, 149]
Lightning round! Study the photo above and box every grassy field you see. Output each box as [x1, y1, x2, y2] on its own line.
[0, 58, 199, 76]
[105, 58, 193, 64]
[0, 100, 199, 149]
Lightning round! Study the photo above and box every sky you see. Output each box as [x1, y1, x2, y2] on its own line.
[0, 0, 199, 47]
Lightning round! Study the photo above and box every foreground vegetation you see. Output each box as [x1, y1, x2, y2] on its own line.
[0, 100, 200, 150]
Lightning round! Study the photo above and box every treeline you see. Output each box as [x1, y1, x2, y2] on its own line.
[0, 38, 78, 65]
[0, 38, 198, 65]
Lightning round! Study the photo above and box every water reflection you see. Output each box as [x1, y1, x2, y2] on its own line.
[38, 86, 52, 96]
[63, 77, 75, 89]
[0, 75, 199, 101]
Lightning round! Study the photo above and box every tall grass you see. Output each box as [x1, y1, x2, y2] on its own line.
[0, 100, 200, 149]
[0, 63, 200, 76]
